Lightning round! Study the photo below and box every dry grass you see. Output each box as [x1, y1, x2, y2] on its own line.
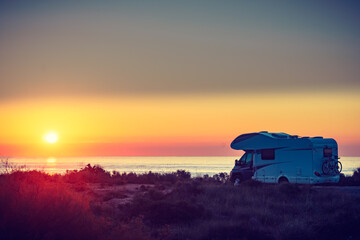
[164, 182, 360, 240]
[1, 164, 360, 240]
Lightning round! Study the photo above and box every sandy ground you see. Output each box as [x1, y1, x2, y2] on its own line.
[90, 184, 152, 205]
[87, 183, 172, 212]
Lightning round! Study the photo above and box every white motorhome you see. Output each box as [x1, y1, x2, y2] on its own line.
[230, 131, 342, 184]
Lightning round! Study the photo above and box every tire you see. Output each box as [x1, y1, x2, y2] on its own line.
[335, 161, 342, 174]
[233, 176, 242, 186]
[322, 161, 330, 175]
[278, 177, 289, 184]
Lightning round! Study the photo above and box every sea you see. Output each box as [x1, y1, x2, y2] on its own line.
[1, 156, 360, 177]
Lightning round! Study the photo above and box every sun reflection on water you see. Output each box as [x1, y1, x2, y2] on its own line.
[47, 158, 57, 164]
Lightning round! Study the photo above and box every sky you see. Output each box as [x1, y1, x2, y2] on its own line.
[0, 0, 359, 157]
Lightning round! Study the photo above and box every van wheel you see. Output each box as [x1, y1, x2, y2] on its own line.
[234, 176, 242, 186]
[278, 177, 289, 184]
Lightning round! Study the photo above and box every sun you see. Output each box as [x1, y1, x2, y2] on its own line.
[43, 132, 58, 144]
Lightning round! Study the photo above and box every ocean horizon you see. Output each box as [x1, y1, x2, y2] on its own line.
[2, 156, 360, 177]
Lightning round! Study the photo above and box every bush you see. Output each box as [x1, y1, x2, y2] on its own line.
[0, 170, 157, 240]
[64, 164, 111, 183]
[109, 170, 190, 185]
[339, 168, 360, 186]
[0, 171, 102, 240]
[352, 168, 360, 183]
[175, 170, 191, 180]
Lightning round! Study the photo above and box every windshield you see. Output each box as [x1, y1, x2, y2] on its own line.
[239, 152, 253, 166]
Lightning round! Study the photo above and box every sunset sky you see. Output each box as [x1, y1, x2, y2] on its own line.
[0, 1, 359, 157]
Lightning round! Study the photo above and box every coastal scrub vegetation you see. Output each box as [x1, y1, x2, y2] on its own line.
[0, 162, 360, 240]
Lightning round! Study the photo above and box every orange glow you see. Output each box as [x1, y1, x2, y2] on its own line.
[0, 92, 359, 156]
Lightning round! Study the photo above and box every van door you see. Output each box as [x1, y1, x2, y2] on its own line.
[242, 152, 254, 180]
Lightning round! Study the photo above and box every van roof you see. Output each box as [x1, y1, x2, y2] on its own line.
[231, 131, 337, 150]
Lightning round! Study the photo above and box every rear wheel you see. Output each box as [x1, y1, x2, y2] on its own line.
[335, 161, 342, 174]
[278, 177, 289, 184]
[322, 161, 330, 175]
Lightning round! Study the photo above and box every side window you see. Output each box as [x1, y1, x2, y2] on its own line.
[323, 148, 332, 157]
[245, 153, 253, 166]
[261, 149, 275, 160]
[240, 153, 247, 164]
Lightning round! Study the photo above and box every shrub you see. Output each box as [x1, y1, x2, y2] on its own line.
[339, 168, 360, 186]
[0, 171, 102, 240]
[175, 170, 191, 180]
[352, 168, 360, 183]
[64, 164, 111, 183]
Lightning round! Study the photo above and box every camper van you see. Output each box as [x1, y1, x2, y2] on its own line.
[230, 132, 342, 184]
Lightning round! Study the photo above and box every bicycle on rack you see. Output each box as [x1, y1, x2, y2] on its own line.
[322, 157, 342, 175]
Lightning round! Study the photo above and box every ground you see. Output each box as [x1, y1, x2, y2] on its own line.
[1, 166, 360, 240]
